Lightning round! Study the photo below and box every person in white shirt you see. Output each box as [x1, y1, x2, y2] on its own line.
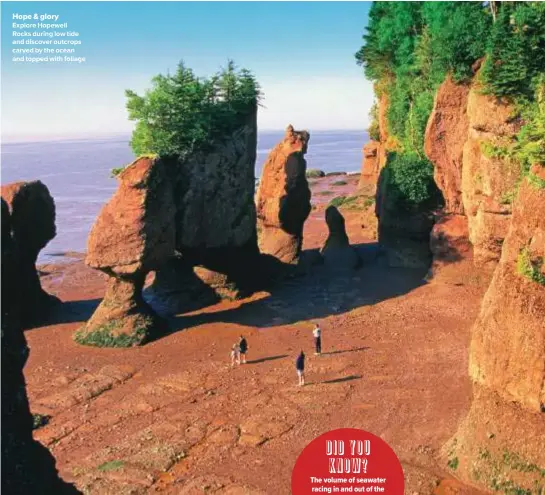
[230, 343, 240, 367]
[312, 323, 322, 355]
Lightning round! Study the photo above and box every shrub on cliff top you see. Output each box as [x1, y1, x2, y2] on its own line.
[126, 60, 261, 158]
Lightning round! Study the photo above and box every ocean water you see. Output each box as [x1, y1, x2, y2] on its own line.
[1, 130, 368, 262]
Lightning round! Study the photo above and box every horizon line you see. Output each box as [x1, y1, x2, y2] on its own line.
[1, 128, 369, 145]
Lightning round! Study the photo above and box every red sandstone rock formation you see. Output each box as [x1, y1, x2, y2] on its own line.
[256, 125, 312, 264]
[321, 206, 361, 271]
[375, 169, 436, 269]
[1, 181, 60, 325]
[450, 165, 545, 491]
[427, 213, 473, 279]
[358, 141, 380, 188]
[77, 156, 175, 346]
[424, 76, 469, 215]
[469, 164, 545, 411]
[1, 198, 79, 494]
[424, 76, 473, 278]
[152, 110, 260, 304]
[462, 81, 521, 270]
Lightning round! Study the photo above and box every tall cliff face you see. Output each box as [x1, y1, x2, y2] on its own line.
[424, 77, 473, 278]
[468, 164, 545, 412]
[423, 72, 545, 493]
[462, 82, 522, 270]
[450, 165, 545, 492]
[424, 76, 469, 215]
[424, 71, 525, 277]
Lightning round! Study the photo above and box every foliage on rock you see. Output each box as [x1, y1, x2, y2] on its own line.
[356, 2, 545, 206]
[126, 60, 261, 158]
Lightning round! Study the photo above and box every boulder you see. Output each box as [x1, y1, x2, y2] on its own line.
[424, 76, 470, 214]
[1, 200, 79, 494]
[321, 206, 361, 271]
[461, 80, 521, 270]
[76, 156, 175, 346]
[1, 181, 60, 325]
[256, 125, 312, 264]
[450, 165, 545, 491]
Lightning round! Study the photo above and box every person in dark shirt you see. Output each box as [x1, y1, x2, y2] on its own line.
[296, 350, 305, 386]
[238, 335, 248, 364]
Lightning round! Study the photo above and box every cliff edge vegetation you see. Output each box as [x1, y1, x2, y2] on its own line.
[356, 2, 545, 208]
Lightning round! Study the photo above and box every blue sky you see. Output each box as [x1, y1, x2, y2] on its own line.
[1, 1, 373, 140]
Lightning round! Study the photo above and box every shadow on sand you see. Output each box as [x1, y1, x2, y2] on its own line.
[158, 243, 427, 338]
[246, 354, 289, 364]
[322, 374, 362, 385]
[321, 347, 370, 356]
[25, 298, 102, 330]
[40, 242, 428, 339]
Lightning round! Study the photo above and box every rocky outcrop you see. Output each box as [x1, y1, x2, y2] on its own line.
[360, 92, 390, 191]
[450, 165, 545, 492]
[468, 164, 545, 411]
[1, 199, 79, 494]
[424, 76, 469, 215]
[462, 81, 522, 270]
[424, 72, 522, 277]
[256, 125, 312, 264]
[321, 206, 361, 271]
[1, 181, 60, 325]
[150, 111, 261, 302]
[375, 169, 436, 269]
[366, 91, 436, 263]
[428, 213, 472, 279]
[172, 117, 257, 253]
[76, 156, 176, 346]
[358, 141, 380, 188]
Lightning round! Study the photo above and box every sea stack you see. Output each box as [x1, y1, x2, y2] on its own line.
[256, 125, 312, 264]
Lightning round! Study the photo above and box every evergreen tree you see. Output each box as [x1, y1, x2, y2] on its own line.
[125, 61, 261, 158]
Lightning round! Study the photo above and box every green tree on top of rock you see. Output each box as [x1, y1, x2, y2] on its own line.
[126, 60, 261, 158]
[481, 2, 545, 99]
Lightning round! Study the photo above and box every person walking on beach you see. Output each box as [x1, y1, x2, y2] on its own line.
[238, 335, 248, 364]
[230, 343, 240, 367]
[312, 322, 322, 355]
[296, 350, 305, 386]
